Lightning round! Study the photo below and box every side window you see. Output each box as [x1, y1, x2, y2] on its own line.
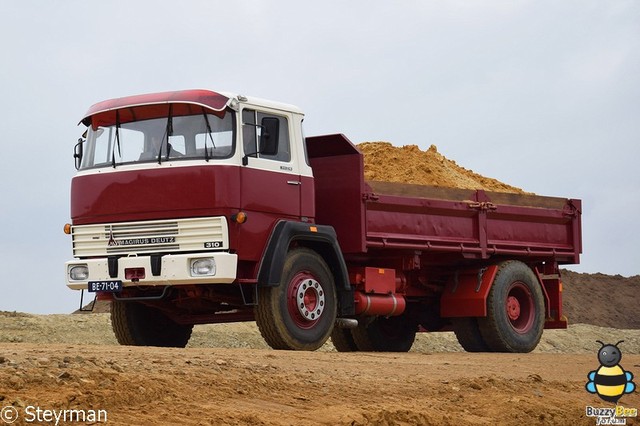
[88, 127, 111, 167]
[242, 109, 257, 157]
[242, 109, 290, 162]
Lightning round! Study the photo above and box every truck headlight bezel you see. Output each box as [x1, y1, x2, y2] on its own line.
[68, 264, 89, 281]
[190, 258, 216, 276]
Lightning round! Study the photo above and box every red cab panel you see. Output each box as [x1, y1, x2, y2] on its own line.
[71, 165, 241, 224]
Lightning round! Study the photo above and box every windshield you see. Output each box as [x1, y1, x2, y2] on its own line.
[79, 111, 235, 169]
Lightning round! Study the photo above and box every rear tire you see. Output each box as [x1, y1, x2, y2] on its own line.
[111, 300, 193, 347]
[478, 261, 545, 353]
[331, 327, 358, 352]
[452, 317, 490, 352]
[351, 315, 417, 352]
[255, 248, 337, 351]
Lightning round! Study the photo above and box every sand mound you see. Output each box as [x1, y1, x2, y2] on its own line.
[358, 142, 527, 194]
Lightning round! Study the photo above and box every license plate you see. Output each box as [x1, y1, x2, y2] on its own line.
[88, 280, 123, 292]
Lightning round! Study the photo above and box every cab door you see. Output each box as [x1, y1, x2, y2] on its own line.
[238, 108, 301, 261]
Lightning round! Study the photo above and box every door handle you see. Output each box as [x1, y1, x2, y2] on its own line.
[287, 181, 301, 186]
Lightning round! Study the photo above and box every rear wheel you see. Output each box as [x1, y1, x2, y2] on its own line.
[331, 327, 358, 352]
[351, 315, 417, 352]
[452, 317, 490, 352]
[111, 300, 193, 347]
[478, 261, 545, 353]
[255, 248, 337, 351]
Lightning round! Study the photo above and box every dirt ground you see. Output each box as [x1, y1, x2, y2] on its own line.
[0, 342, 637, 426]
[1, 267, 639, 426]
[1, 267, 638, 425]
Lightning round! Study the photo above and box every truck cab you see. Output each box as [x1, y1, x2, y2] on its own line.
[67, 90, 312, 289]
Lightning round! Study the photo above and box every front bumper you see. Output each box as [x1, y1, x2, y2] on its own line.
[65, 252, 238, 290]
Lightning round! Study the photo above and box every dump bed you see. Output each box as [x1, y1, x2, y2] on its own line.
[306, 134, 582, 265]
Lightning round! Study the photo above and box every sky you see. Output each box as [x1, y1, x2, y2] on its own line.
[0, 1, 638, 314]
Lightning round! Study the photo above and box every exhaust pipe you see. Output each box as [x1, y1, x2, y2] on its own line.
[335, 318, 359, 329]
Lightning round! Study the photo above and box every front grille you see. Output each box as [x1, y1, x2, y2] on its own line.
[72, 217, 228, 257]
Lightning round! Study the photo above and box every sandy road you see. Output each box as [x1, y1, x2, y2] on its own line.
[1, 343, 639, 425]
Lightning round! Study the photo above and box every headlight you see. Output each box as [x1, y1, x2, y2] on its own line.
[190, 258, 216, 276]
[69, 264, 89, 281]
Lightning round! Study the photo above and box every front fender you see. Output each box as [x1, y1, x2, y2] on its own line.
[256, 220, 353, 316]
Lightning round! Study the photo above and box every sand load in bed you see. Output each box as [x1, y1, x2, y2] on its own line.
[358, 142, 527, 194]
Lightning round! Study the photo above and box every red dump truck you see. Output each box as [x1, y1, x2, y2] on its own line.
[65, 89, 582, 353]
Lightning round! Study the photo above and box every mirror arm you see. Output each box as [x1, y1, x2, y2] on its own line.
[242, 151, 258, 166]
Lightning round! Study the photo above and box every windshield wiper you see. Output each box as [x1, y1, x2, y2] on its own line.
[157, 105, 173, 164]
[111, 111, 121, 168]
[202, 110, 216, 162]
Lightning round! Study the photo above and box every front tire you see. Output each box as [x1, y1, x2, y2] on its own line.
[255, 248, 337, 351]
[478, 261, 545, 353]
[111, 300, 193, 347]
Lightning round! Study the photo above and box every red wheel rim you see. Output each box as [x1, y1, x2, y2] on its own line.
[504, 282, 534, 333]
[287, 271, 326, 329]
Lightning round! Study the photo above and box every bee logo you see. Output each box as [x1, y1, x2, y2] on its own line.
[586, 340, 636, 403]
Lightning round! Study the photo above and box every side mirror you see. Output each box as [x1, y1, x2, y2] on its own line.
[259, 117, 279, 156]
[74, 138, 84, 170]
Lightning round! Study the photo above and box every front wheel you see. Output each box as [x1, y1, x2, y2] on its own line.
[111, 300, 193, 347]
[478, 261, 545, 353]
[255, 248, 337, 351]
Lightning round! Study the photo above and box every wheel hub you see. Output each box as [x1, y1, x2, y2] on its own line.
[505, 282, 534, 333]
[506, 296, 521, 320]
[295, 278, 325, 321]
